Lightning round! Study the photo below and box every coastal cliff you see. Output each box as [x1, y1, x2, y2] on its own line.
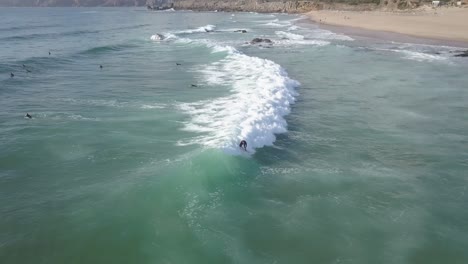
[0, 0, 455, 11]
[0, 0, 147, 7]
[168, 0, 323, 13]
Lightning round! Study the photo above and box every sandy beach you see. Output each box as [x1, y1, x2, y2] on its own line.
[307, 7, 468, 44]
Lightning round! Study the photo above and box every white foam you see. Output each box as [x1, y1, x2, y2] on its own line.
[373, 47, 450, 62]
[176, 25, 216, 34]
[397, 50, 449, 62]
[140, 104, 166, 109]
[287, 25, 299, 31]
[179, 45, 300, 154]
[150, 34, 164, 41]
[275, 31, 330, 46]
[150, 33, 179, 41]
[275, 39, 330, 47]
[311, 29, 354, 41]
[264, 22, 286, 27]
[276, 31, 304, 40]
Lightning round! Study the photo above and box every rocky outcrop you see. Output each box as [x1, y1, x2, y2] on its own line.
[146, 0, 173, 9]
[250, 38, 273, 44]
[454, 50, 468, 57]
[172, 0, 321, 13]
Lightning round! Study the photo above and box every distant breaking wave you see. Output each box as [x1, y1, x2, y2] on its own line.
[276, 31, 305, 40]
[176, 25, 216, 34]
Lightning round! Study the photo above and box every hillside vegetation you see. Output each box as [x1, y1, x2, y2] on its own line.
[0, 0, 447, 11]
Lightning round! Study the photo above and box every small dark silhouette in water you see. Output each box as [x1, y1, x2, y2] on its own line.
[454, 50, 468, 57]
[10, 72, 14, 78]
[49, 51, 51, 55]
[25, 113, 32, 119]
[26, 69, 31, 73]
[191, 84, 198, 87]
[22, 64, 26, 68]
[176, 63, 181, 66]
[100, 65, 103, 69]
[239, 140, 247, 151]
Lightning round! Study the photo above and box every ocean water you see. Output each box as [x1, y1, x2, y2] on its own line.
[1, 7, 468, 264]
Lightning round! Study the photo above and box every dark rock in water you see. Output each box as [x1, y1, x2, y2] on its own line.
[147, 3, 174, 11]
[454, 50, 468, 57]
[250, 38, 273, 45]
[234, 30, 247, 33]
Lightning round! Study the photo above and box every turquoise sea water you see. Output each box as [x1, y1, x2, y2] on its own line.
[1, 7, 468, 264]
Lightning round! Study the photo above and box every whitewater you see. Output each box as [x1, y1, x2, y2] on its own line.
[152, 25, 301, 153]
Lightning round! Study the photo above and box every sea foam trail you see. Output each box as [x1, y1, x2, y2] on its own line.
[177, 42, 300, 154]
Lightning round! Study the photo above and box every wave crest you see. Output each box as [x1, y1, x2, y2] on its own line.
[179, 45, 299, 154]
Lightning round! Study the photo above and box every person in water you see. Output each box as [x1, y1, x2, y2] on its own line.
[239, 140, 247, 151]
[25, 113, 32, 119]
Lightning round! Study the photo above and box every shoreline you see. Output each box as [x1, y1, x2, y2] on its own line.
[316, 22, 468, 49]
[306, 8, 468, 48]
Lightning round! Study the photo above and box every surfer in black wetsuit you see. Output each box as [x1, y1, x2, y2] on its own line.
[239, 140, 247, 151]
[25, 113, 32, 119]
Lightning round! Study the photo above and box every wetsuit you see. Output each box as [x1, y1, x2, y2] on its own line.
[239, 140, 247, 151]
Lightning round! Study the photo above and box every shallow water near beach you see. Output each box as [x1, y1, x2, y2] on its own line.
[1, 7, 467, 264]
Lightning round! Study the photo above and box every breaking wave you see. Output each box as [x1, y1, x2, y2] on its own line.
[176, 40, 299, 154]
[276, 31, 305, 40]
